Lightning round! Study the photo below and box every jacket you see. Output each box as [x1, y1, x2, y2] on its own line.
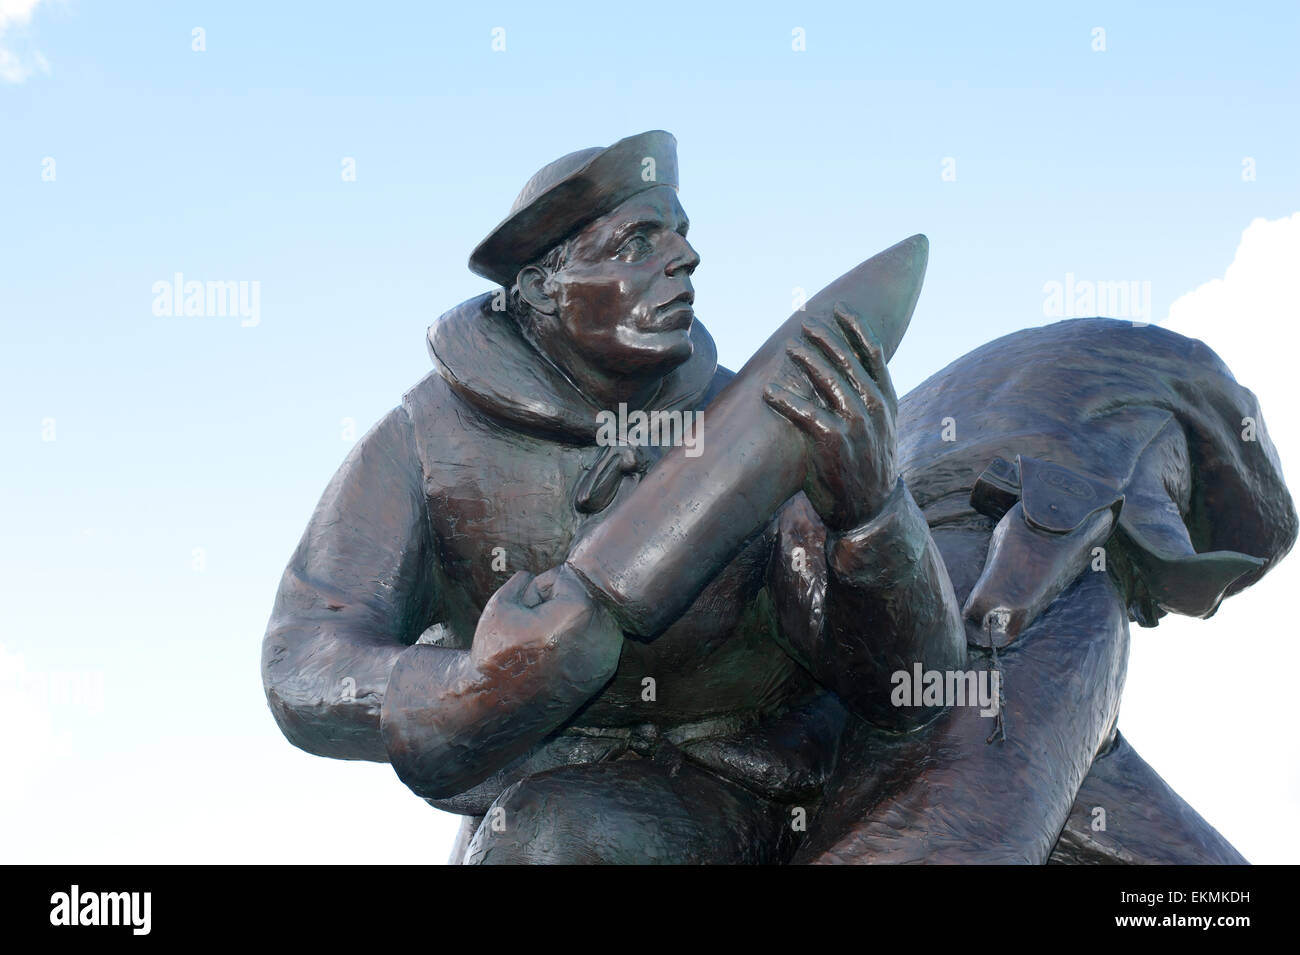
[262, 294, 965, 813]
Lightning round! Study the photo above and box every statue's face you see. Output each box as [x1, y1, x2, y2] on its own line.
[546, 185, 700, 378]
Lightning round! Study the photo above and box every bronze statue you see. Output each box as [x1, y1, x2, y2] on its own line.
[262, 131, 1295, 864]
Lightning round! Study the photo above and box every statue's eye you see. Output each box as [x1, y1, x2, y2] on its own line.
[616, 233, 653, 259]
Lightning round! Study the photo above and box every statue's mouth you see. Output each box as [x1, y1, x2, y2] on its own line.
[651, 304, 694, 331]
[651, 291, 695, 331]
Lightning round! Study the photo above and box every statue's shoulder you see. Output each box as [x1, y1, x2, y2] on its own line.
[401, 367, 453, 416]
[400, 367, 466, 454]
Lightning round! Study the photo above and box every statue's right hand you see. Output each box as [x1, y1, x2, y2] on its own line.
[469, 565, 623, 691]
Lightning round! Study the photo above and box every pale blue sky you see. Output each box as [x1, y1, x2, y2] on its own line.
[3, 1, 1297, 862]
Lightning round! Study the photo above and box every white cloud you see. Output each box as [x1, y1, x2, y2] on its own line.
[1164, 212, 1299, 495]
[0, 0, 45, 27]
[0, 0, 51, 83]
[1121, 211, 1300, 863]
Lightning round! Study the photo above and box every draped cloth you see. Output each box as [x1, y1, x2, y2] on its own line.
[897, 317, 1296, 625]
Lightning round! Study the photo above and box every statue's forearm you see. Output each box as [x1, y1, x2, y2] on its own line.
[768, 481, 966, 728]
[380, 646, 599, 799]
[381, 577, 622, 800]
[822, 478, 968, 727]
[263, 624, 408, 762]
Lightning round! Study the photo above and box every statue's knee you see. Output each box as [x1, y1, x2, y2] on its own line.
[463, 779, 561, 865]
[461, 761, 781, 864]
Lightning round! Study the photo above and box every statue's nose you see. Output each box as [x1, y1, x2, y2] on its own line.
[666, 234, 700, 277]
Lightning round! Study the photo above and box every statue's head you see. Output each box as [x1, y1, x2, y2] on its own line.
[470, 132, 699, 385]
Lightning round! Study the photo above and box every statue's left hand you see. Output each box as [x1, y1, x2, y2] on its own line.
[762, 302, 898, 531]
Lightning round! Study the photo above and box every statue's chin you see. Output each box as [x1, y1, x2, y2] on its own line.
[639, 327, 696, 369]
[590, 332, 693, 384]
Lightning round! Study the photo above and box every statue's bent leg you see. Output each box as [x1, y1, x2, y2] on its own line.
[796, 554, 1129, 864]
[462, 756, 789, 865]
[1049, 732, 1247, 864]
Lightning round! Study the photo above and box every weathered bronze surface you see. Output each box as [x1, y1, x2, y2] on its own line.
[262, 131, 1295, 864]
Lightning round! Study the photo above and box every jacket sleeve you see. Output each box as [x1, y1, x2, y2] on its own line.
[767, 478, 966, 729]
[261, 404, 438, 761]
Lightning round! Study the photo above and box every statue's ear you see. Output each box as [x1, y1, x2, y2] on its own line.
[516, 265, 558, 317]
[1114, 418, 1266, 621]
